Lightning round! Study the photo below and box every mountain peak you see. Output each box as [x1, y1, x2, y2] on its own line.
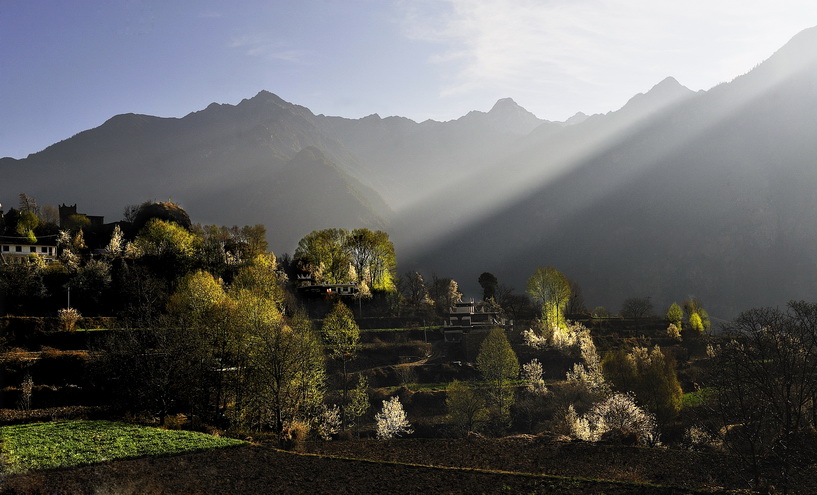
[489, 97, 523, 113]
[653, 76, 683, 90]
[618, 76, 694, 117]
[466, 97, 542, 134]
[564, 112, 589, 126]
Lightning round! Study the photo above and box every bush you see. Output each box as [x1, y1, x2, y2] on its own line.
[281, 420, 310, 451]
[317, 404, 342, 440]
[57, 308, 81, 332]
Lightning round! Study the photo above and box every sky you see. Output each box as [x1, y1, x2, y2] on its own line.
[2, 1, 817, 159]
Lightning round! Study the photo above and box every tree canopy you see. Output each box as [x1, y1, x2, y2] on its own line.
[294, 228, 397, 292]
[526, 266, 570, 329]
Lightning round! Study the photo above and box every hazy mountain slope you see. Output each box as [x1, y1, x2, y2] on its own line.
[191, 147, 390, 254]
[0, 91, 390, 255]
[408, 26, 817, 319]
[314, 98, 551, 209]
[394, 76, 698, 262]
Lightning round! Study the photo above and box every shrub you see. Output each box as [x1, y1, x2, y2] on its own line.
[57, 308, 81, 332]
[683, 425, 723, 451]
[317, 404, 342, 440]
[281, 420, 310, 451]
[162, 413, 188, 430]
[666, 323, 682, 341]
[17, 373, 33, 411]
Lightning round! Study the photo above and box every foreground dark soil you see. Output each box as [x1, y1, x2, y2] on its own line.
[1, 437, 751, 495]
[312, 436, 750, 492]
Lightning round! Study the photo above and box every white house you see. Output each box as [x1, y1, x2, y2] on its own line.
[0, 239, 56, 264]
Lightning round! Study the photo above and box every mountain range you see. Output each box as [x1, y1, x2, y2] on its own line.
[3, 25, 817, 318]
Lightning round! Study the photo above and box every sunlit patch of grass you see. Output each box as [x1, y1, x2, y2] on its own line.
[682, 387, 714, 407]
[0, 420, 244, 473]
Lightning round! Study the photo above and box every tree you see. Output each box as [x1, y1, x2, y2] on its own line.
[347, 374, 370, 433]
[522, 359, 548, 396]
[402, 271, 432, 318]
[592, 306, 610, 318]
[239, 291, 325, 433]
[568, 392, 659, 446]
[566, 278, 587, 315]
[666, 302, 683, 326]
[166, 270, 231, 423]
[69, 258, 112, 313]
[684, 297, 711, 332]
[133, 218, 201, 280]
[688, 313, 704, 333]
[375, 396, 413, 439]
[478, 272, 498, 301]
[709, 301, 817, 492]
[322, 301, 361, 427]
[620, 296, 654, 320]
[429, 275, 462, 319]
[63, 214, 90, 233]
[99, 317, 202, 427]
[15, 209, 39, 243]
[476, 328, 519, 426]
[231, 254, 285, 308]
[446, 380, 488, 435]
[104, 225, 125, 258]
[345, 229, 397, 292]
[0, 257, 47, 314]
[526, 266, 570, 329]
[295, 228, 352, 284]
[602, 345, 683, 424]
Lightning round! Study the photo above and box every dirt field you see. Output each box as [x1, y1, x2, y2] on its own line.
[1, 437, 750, 494]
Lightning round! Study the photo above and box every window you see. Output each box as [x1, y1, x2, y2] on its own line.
[41, 247, 47, 253]
[2, 245, 8, 252]
[15, 246, 22, 252]
[30, 247, 36, 253]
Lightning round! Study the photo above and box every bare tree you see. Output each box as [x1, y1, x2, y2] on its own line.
[710, 301, 817, 493]
[620, 296, 654, 320]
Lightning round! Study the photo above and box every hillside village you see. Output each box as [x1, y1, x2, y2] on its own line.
[1, 196, 816, 493]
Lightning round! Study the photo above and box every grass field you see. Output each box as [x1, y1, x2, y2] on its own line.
[0, 420, 245, 474]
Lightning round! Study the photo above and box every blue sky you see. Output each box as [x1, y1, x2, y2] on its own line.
[2, 1, 817, 159]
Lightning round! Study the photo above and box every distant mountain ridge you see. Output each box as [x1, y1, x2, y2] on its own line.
[3, 25, 817, 317]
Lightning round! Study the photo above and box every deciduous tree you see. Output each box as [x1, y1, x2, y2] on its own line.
[476, 328, 519, 426]
[375, 396, 413, 439]
[526, 266, 570, 329]
[322, 301, 361, 427]
[478, 272, 498, 301]
[620, 296, 654, 320]
[710, 301, 817, 492]
[446, 379, 488, 435]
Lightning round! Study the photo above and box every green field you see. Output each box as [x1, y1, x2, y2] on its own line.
[0, 420, 245, 474]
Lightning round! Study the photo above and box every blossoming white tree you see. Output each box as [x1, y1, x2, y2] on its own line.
[375, 396, 413, 440]
[567, 392, 659, 446]
[522, 359, 548, 396]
